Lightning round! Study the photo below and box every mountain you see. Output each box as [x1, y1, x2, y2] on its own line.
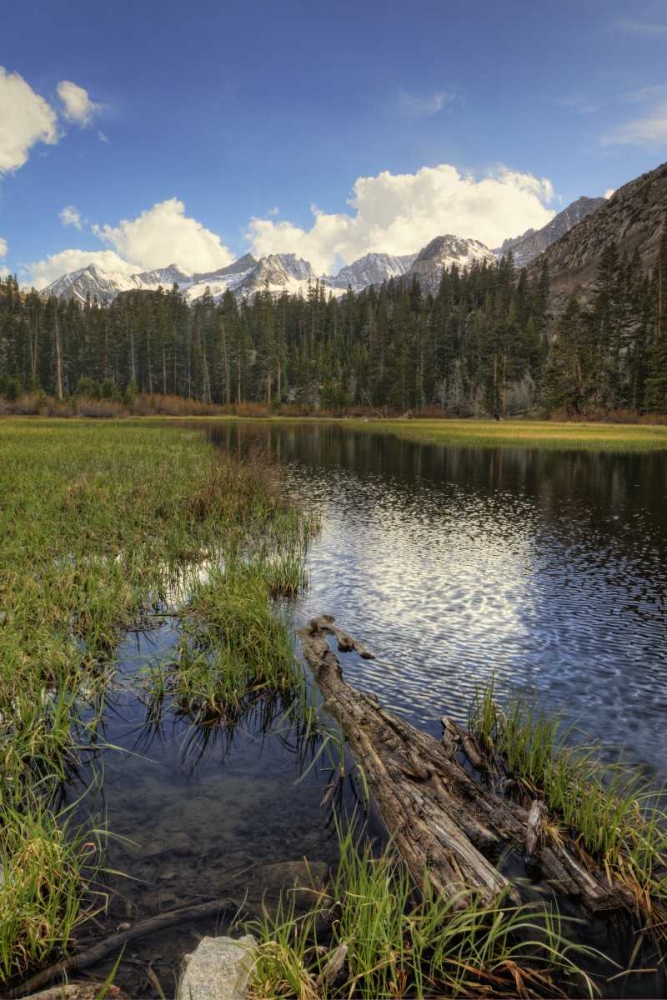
[186, 254, 258, 302]
[326, 252, 417, 292]
[234, 253, 319, 298]
[44, 263, 194, 305]
[42, 237, 496, 304]
[408, 235, 496, 293]
[495, 196, 606, 267]
[530, 161, 667, 305]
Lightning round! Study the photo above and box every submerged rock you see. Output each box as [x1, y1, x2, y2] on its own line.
[177, 934, 256, 1000]
[24, 985, 130, 1000]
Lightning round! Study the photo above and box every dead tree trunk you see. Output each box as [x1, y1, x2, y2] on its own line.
[298, 616, 629, 913]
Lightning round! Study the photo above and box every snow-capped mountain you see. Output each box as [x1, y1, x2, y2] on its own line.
[44, 263, 193, 305]
[186, 254, 258, 302]
[43, 236, 497, 304]
[326, 252, 417, 292]
[408, 236, 496, 293]
[494, 196, 605, 267]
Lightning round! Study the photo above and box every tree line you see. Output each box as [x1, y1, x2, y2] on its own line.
[0, 229, 665, 415]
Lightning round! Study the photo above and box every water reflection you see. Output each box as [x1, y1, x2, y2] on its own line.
[209, 422, 667, 775]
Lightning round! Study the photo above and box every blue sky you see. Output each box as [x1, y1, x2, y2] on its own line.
[1, 0, 666, 284]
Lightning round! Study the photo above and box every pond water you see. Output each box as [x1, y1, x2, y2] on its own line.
[81, 422, 667, 996]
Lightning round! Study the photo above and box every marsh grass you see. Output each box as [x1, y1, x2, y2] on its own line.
[469, 684, 667, 927]
[0, 790, 105, 986]
[250, 825, 600, 999]
[0, 418, 314, 985]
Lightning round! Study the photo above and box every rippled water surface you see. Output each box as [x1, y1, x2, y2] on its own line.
[212, 422, 667, 773]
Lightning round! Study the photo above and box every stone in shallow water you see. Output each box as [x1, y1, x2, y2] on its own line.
[177, 934, 256, 1000]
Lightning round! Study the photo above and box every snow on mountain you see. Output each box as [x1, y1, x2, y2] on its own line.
[44, 263, 188, 305]
[185, 254, 258, 302]
[43, 238, 498, 304]
[325, 252, 417, 292]
[408, 236, 496, 293]
[229, 254, 322, 299]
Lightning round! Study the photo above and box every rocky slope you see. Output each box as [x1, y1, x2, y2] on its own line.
[530, 161, 667, 304]
[496, 196, 605, 267]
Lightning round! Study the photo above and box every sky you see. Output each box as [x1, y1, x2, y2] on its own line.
[1, 0, 667, 286]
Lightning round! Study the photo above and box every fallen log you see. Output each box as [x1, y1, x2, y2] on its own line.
[298, 615, 629, 913]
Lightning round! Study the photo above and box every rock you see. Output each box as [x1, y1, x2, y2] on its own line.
[178, 934, 257, 1000]
[246, 859, 329, 918]
[24, 984, 130, 1000]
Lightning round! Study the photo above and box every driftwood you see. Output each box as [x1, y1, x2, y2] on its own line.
[298, 615, 630, 914]
[8, 897, 246, 999]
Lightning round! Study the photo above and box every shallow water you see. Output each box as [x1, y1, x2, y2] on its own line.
[77, 421, 666, 995]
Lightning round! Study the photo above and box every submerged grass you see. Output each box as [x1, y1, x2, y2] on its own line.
[469, 684, 667, 927]
[250, 823, 600, 999]
[0, 418, 314, 987]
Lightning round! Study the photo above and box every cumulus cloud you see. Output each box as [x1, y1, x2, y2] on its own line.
[604, 188, 616, 199]
[0, 267, 9, 279]
[0, 237, 7, 258]
[57, 80, 100, 125]
[247, 164, 555, 273]
[0, 67, 58, 173]
[95, 197, 235, 271]
[59, 205, 83, 230]
[399, 89, 454, 117]
[27, 249, 141, 290]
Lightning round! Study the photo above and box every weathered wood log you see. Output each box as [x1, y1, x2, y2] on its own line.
[299, 615, 629, 914]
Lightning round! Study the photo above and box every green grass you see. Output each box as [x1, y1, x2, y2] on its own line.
[0, 418, 314, 987]
[347, 418, 667, 452]
[469, 684, 667, 927]
[250, 823, 600, 999]
[167, 566, 307, 723]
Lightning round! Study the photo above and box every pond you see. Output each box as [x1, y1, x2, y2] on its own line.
[83, 422, 667, 995]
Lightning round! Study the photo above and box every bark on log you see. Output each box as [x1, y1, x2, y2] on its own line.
[299, 615, 629, 914]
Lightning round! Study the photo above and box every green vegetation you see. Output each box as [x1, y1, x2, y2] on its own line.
[0, 418, 312, 989]
[168, 566, 307, 723]
[250, 824, 599, 1000]
[1, 224, 666, 418]
[351, 417, 667, 451]
[469, 685, 667, 928]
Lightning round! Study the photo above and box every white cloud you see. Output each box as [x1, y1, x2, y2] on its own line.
[98, 130, 109, 143]
[398, 89, 454, 117]
[247, 164, 556, 273]
[616, 18, 667, 35]
[268, 206, 280, 216]
[603, 101, 667, 145]
[57, 80, 100, 125]
[604, 188, 616, 199]
[0, 237, 7, 258]
[0, 266, 9, 279]
[0, 67, 58, 173]
[27, 249, 141, 290]
[95, 197, 234, 271]
[59, 205, 83, 230]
